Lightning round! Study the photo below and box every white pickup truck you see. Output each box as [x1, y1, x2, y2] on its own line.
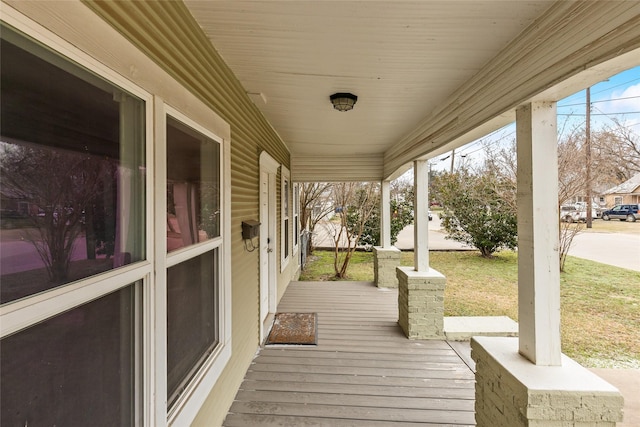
[560, 205, 587, 223]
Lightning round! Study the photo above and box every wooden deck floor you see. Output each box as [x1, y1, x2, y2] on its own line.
[224, 281, 476, 426]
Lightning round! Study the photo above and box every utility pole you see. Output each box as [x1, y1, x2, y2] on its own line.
[586, 87, 593, 228]
[450, 149, 455, 173]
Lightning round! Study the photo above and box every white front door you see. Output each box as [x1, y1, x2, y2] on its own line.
[259, 153, 278, 341]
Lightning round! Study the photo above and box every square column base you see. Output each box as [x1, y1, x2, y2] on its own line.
[471, 337, 624, 427]
[396, 266, 446, 339]
[373, 246, 401, 288]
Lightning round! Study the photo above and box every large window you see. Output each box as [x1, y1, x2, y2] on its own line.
[166, 117, 220, 252]
[167, 250, 219, 404]
[165, 114, 223, 410]
[281, 167, 291, 270]
[1, 12, 231, 427]
[1, 285, 140, 426]
[0, 24, 147, 427]
[0, 25, 146, 304]
[293, 182, 300, 253]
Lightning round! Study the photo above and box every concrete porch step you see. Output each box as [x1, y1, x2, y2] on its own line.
[444, 316, 518, 341]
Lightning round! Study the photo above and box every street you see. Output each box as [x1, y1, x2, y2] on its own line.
[569, 231, 639, 272]
[323, 214, 640, 272]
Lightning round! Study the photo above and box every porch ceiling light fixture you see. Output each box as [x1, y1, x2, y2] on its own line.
[330, 92, 358, 112]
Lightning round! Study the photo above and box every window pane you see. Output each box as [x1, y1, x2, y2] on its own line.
[167, 117, 220, 252]
[167, 249, 219, 406]
[0, 26, 146, 304]
[284, 218, 289, 257]
[294, 184, 299, 246]
[1, 284, 139, 426]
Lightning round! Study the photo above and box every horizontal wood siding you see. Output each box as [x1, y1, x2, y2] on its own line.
[225, 281, 476, 426]
[292, 154, 385, 183]
[80, 2, 294, 425]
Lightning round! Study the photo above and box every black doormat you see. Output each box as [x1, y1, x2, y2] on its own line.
[266, 312, 317, 345]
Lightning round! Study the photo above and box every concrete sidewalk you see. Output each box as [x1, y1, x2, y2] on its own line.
[394, 222, 472, 251]
[589, 368, 640, 427]
[313, 215, 473, 251]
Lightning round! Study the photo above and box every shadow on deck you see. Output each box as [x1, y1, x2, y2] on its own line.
[224, 281, 476, 426]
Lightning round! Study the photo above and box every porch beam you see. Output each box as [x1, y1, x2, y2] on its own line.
[413, 160, 429, 272]
[384, 2, 640, 178]
[516, 101, 561, 366]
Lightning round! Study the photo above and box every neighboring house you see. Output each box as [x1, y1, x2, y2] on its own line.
[1, 2, 638, 427]
[602, 173, 640, 207]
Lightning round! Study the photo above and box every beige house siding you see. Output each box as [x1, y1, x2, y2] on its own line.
[77, 3, 298, 424]
[603, 174, 640, 207]
[604, 191, 640, 207]
[4, 1, 297, 426]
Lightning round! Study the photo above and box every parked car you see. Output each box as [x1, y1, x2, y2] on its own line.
[601, 204, 640, 222]
[574, 201, 603, 218]
[560, 205, 587, 223]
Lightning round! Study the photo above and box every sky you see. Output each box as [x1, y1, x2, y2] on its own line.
[430, 65, 640, 173]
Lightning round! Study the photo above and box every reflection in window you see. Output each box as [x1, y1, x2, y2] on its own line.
[1, 284, 139, 426]
[166, 117, 220, 252]
[293, 183, 300, 248]
[167, 250, 219, 406]
[282, 175, 290, 259]
[0, 26, 145, 304]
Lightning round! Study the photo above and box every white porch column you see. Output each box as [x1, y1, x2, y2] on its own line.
[473, 102, 623, 427]
[473, 102, 623, 426]
[516, 101, 561, 366]
[373, 179, 400, 288]
[413, 159, 429, 271]
[397, 159, 445, 339]
[381, 180, 391, 248]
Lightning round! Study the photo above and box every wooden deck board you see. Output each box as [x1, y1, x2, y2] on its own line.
[234, 390, 474, 411]
[223, 281, 476, 426]
[243, 372, 476, 391]
[228, 401, 476, 424]
[225, 414, 473, 427]
[239, 380, 476, 399]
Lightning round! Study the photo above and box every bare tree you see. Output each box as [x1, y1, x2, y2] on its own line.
[482, 139, 518, 212]
[557, 127, 590, 205]
[1, 143, 106, 282]
[592, 119, 640, 184]
[329, 182, 379, 278]
[299, 182, 333, 254]
[480, 136, 586, 269]
[559, 221, 583, 272]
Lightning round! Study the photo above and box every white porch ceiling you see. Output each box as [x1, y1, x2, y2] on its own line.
[184, 1, 640, 181]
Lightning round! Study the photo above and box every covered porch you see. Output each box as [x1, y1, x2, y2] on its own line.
[224, 280, 477, 426]
[227, 277, 632, 426]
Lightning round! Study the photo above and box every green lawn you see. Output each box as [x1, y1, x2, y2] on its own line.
[300, 249, 640, 368]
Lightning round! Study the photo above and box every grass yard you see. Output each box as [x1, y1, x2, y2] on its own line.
[301, 250, 375, 282]
[578, 218, 639, 234]
[300, 249, 640, 368]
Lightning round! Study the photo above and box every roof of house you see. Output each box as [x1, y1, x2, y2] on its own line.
[603, 173, 640, 195]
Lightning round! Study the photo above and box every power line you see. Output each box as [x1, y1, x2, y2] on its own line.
[558, 95, 640, 108]
[556, 75, 640, 105]
[591, 76, 640, 96]
[559, 111, 640, 116]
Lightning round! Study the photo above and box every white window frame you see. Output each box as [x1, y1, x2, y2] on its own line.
[1, 8, 232, 427]
[0, 10, 154, 427]
[293, 182, 300, 256]
[160, 106, 231, 427]
[280, 166, 291, 271]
